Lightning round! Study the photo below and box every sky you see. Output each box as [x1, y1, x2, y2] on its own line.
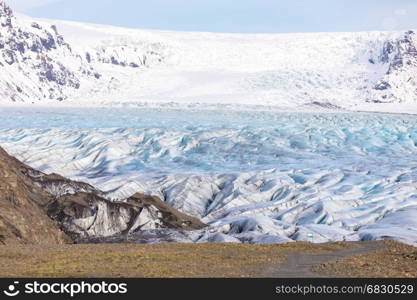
[6, 0, 417, 33]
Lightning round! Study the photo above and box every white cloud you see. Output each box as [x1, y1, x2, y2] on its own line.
[6, 0, 63, 11]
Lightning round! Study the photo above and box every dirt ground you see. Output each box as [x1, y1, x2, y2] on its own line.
[0, 240, 415, 278]
[313, 240, 417, 278]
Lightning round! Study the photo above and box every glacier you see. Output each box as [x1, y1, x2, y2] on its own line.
[1, 2, 417, 245]
[0, 108, 417, 245]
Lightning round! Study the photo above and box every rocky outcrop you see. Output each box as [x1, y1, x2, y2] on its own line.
[0, 145, 206, 245]
[369, 30, 417, 103]
[47, 192, 206, 241]
[0, 147, 70, 245]
[0, 1, 100, 102]
[87, 43, 165, 68]
[385, 31, 417, 74]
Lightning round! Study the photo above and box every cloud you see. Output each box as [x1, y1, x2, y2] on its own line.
[6, 0, 63, 12]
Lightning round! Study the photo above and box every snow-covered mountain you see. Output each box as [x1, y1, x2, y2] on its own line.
[1, 1, 417, 112]
[0, 1, 100, 102]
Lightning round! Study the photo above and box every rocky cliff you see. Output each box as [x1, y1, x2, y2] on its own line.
[0, 1, 100, 102]
[0, 145, 205, 245]
[368, 30, 417, 103]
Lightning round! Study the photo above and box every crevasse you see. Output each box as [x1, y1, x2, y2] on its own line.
[1, 108, 417, 245]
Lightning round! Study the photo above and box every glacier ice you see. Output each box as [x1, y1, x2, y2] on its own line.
[1, 108, 417, 245]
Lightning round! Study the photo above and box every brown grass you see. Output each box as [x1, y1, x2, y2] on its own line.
[0, 241, 351, 278]
[313, 240, 417, 278]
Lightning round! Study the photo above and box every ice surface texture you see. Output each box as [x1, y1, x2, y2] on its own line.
[1, 108, 416, 245]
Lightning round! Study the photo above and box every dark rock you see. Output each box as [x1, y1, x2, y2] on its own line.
[0, 147, 70, 245]
[40, 33, 57, 51]
[31, 22, 41, 30]
[308, 101, 341, 109]
[50, 25, 58, 34]
[375, 81, 391, 91]
[0, 1, 13, 27]
[110, 56, 119, 65]
[15, 42, 25, 54]
[380, 41, 394, 63]
[2, 49, 15, 64]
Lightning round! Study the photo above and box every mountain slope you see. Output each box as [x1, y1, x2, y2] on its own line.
[0, 146, 70, 245]
[52, 19, 417, 111]
[0, 145, 205, 245]
[365, 30, 417, 104]
[0, 1, 101, 103]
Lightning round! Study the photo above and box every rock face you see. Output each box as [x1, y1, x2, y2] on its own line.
[0, 147, 70, 245]
[47, 192, 206, 241]
[87, 43, 165, 69]
[0, 1, 100, 102]
[0, 145, 206, 245]
[369, 30, 417, 103]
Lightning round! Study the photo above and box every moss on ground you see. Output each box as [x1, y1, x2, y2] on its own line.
[313, 240, 417, 278]
[0, 241, 414, 278]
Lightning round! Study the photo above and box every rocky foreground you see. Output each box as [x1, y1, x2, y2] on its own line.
[0, 146, 205, 245]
